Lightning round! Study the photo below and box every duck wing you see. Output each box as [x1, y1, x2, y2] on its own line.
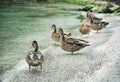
[99, 22, 109, 27]
[65, 38, 79, 44]
[52, 32, 60, 37]
[64, 33, 71, 37]
[66, 39, 90, 47]
[65, 38, 89, 44]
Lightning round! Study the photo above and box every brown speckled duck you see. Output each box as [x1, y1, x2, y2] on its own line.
[26, 41, 44, 72]
[59, 28, 90, 55]
[79, 22, 91, 38]
[79, 11, 102, 38]
[51, 24, 71, 42]
[86, 12, 102, 24]
[90, 18, 109, 33]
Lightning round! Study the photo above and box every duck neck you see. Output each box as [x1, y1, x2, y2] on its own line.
[90, 17, 93, 24]
[86, 17, 91, 24]
[53, 27, 57, 33]
[34, 44, 38, 52]
[34, 47, 38, 52]
[60, 32, 65, 42]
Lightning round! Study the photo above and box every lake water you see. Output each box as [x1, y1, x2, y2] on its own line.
[0, 3, 120, 82]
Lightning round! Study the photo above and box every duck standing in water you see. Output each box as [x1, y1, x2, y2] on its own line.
[26, 41, 44, 72]
[51, 24, 71, 42]
[59, 28, 90, 55]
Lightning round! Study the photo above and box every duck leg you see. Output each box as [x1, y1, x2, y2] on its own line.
[28, 65, 31, 72]
[40, 64, 42, 70]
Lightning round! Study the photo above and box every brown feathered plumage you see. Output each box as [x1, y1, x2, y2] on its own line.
[26, 41, 44, 72]
[51, 24, 71, 42]
[59, 28, 90, 55]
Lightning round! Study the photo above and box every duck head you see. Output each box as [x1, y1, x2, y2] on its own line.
[86, 10, 96, 18]
[32, 41, 38, 52]
[58, 28, 63, 34]
[58, 28, 65, 41]
[51, 24, 57, 33]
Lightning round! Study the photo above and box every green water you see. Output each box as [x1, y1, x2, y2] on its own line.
[0, 3, 81, 74]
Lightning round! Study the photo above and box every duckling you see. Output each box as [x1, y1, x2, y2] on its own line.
[58, 28, 90, 55]
[90, 18, 109, 33]
[51, 24, 71, 42]
[26, 41, 44, 72]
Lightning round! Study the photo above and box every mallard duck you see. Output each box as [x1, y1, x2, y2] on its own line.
[51, 24, 71, 42]
[90, 18, 109, 33]
[79, 22, 91, 38]
[86, 10, 102, 22]
[86, 15, 102, 24]
[58, 28, 90, 55]
[26, 41, 44, 72]
[79, 12, 102, 38]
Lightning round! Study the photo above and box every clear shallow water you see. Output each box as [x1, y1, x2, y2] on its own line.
[0, 3, 120, 82]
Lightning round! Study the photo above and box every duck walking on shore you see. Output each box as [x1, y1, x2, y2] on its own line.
[26, 41, 44, 72]
[90, 18, 109, 33]
[79, 11, 102, 37]
[51, 24, 71, 42]
[79, 23, 91, 38]
[59, 28, 90, 55]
